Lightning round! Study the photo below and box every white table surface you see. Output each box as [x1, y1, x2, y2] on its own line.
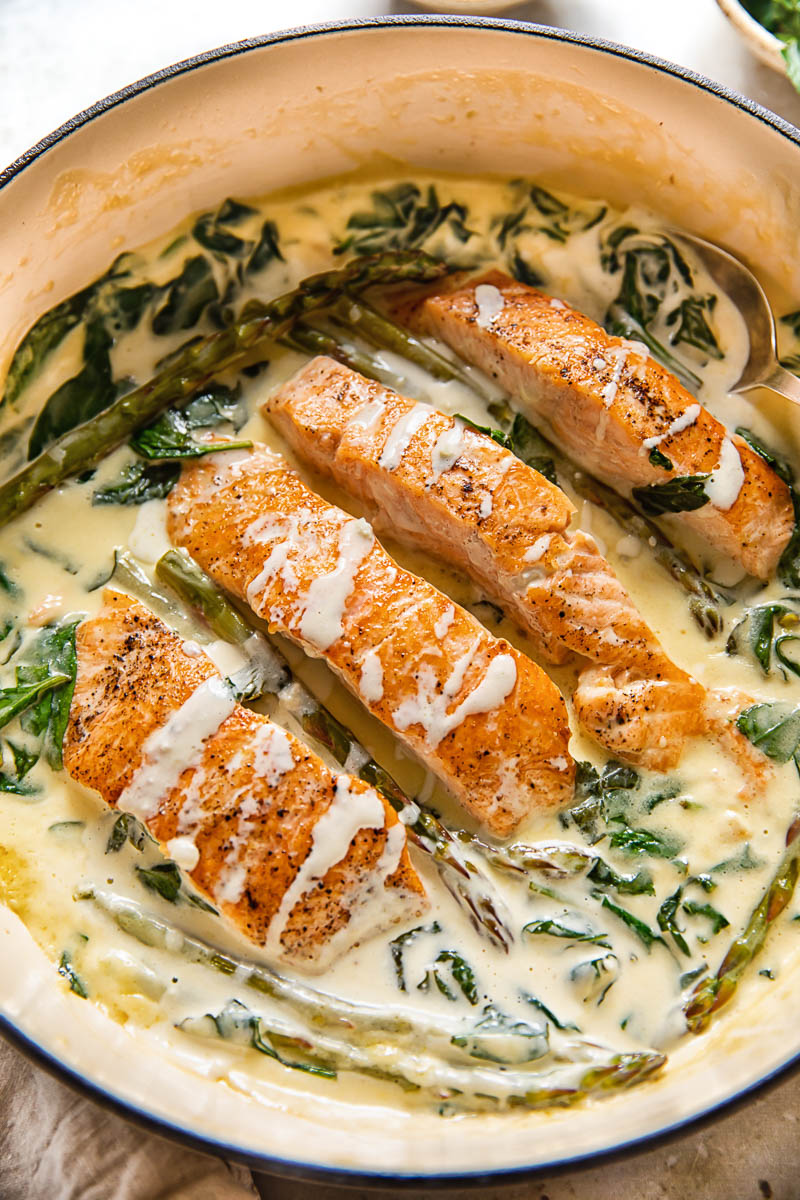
[2, 2, 800, 1197]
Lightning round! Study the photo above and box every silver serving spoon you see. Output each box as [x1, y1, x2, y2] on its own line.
[673, 230, 800, 406]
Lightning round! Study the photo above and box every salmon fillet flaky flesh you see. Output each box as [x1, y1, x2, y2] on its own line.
[265, 355, 709, 771]
[167, 445, 575, 837]
[63, 589, 426, 971]
[387, 270, 794, 580]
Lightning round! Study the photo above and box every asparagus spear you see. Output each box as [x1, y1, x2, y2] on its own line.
[0, 251, 448, 529]
[684, 831, 800, 1034]
[79, 886, 665, 1109]
[332, 293, 495, 401]
[281, 322, 389, 384]
[154, 548, 513, 951]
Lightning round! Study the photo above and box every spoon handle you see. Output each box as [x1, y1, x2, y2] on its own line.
[756, 363, 800, 410]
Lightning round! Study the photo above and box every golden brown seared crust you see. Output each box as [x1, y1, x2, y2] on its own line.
[167, 447, 575, 836]
[64, 590, 425, 968]
[266, 357, 707, 770]
[392, 270, 794, 580]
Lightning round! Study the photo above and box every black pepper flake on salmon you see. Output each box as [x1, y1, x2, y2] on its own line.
[388, 269, 795, 579]
[167, 444, 574, 836]
[63, 589, 425, 970]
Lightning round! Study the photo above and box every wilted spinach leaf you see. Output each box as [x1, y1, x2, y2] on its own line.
[0, 672, 70, 738]
[27, 320, 117, 460]
[136, 859, 216, 912]
[129, 384, 250, 460]
[335, 182, 474, 255]
[665, 295, 722, 359]
[608, 817, 682, 860]
[656, 886, 690, 956]
[523, 918, 610, 948]
[451, 1004, 549, 1064]
[600, 896, 665, 950]
[58, 950, 88, 998]
[454, 413, 512, 449]
[736, 701, 800, 765]
[726, 598, 800, 680]
[181, 999, 336, 1078]
[92, 461, 181, 506]
[509, 251, 543, 288]
[152, 256, 219, 335]
[682, 900, 729, 935]
[417, 949, 479, 1004]
[18, 619, 81, 768]
[520, 991, 580, 1032]
[247, 220, 284, 274]
[632, 474, 709, 517]
[1, 253, 135, 410]
[526, 185, 606, 243]
[106, 811, 149, 853]
[389, 921, 441, 991]
[649, 447, 673, 470]
[587, 858, 655, 896]
[711, 842, 763, 873]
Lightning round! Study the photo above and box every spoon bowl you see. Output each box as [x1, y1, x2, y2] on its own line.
[673, 230, 800, 406]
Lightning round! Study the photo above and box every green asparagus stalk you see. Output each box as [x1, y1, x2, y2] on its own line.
[183, 1002, 666, 1111]
[333, 293, 495, 401]
[79, 886, 421, 1036]
[281, 323, 389, 384]
[684, 831, 800, 1033]
[0, 251, 448, 529]
[462, 838, 595, 881]
[79, 887, 665, 1109]
[155, 548, 513, 951]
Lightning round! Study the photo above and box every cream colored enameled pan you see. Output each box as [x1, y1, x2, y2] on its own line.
[2, 17, 800, 1185]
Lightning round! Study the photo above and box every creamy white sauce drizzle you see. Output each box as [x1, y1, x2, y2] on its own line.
[165, 836, 200, 871]
[243, 510, 308, 605]
[215, 725, 295, 906]
[348, 399, 385, 430]
[393, 649, 517, 747]
[264, 776, 387, 955]
[429, 420, 466, 485]
[523, 533, 553, 563]
[358, 647, 384, 704]
[117, 676, 236, 821]
[479, 494, 493, 519]
[642, 403, 701, 450]
[474, 283, 505, 329]
[299, 519, 374, 650]
[378, 404, 433, 471]
[433, 605, 455, 640]
[706, 437, 745, 510]
[601, 347, 627, 408]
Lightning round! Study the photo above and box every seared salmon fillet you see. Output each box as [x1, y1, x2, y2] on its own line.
[389, 270, 794, 579]
[167, 446, 575, 836]
[266, 356, 706, 770]
[64, 589, 426, 970]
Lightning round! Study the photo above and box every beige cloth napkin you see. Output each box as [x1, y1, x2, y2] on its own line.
[0, 1039, 258, 1200]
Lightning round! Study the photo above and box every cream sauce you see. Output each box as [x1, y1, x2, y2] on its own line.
[1, 171, 800, 1129]
[119, 676, 236, 821]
